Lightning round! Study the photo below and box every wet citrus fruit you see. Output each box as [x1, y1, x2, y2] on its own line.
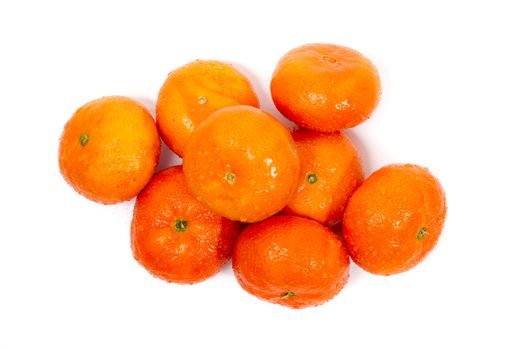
[131, 166, 240, 284]
[232, 215, 349, 308]
[156, 60, 259, 156]
[271, 43, 381, 131]
[282, 129, 364, 226]
[343, 164, 447, 275]
[58, 96, 160, 204]
[183, 105, 300, 222]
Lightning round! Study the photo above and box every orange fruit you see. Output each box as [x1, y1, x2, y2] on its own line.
[183, 105, 300, 222]
[271, 43, 381, 131]
[156, 60, 259, 156]
[232, 215, 349, 308]
[282, 129, 364, 226]
[131, 166, 240, 284]
[58, 96, 160, 204]
[343, 164, 447, 275]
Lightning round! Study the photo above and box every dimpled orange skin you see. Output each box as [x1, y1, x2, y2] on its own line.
[271, 43, 381, 131]
[183, 105, 300, 223]
[58, 96, 160, 204]
[343, 164, 447, 276]
[232, 215, 349, 309]
[156, 60, 259, 156]
[131, 166, 240, 284]
[282, 129, 364, 226]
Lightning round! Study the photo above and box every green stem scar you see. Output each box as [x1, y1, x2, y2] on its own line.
[280, 291, 296, 299]
[197, 96, 208, 105]
[307, 172, 317, 184]
[225, 172, 236, 185]
[79, 133, 89, 147]
[173, 218, 188, 233]
[417, 227, 428, 240]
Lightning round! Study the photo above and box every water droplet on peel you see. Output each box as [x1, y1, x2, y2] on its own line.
[307, 92, 326, 105]
[246, 148, 255, 160]
[181, 115, 194, 132]
[335, 100, 351, 111]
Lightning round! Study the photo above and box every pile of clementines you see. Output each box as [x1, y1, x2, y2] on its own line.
[59, 43, 447, 309]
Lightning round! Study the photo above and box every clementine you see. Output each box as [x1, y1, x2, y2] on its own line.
[131, 166, 240, 284]
[58, 96, 160, 204]
[183, 105, 300, 222]
[156, 60, 259, 156]
[343, 164, 447, 275]
[282, 129, 363, 226]
[232, 215, 349, 308]
[271, 43, 381, 131]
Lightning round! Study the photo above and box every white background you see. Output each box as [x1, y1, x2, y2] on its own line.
[1, 1, 524, 349]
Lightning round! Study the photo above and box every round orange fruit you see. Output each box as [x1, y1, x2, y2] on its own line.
[232, 215, 349, 308]
[271, 43, 381, 131]
[58, 96, 160, 204]
[183, 105, 300, 223]
[131, 166, 240, 284]
[282, 129, 364, 226]
[156, 60, 259, 156]
[343, 164, 447, 275]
